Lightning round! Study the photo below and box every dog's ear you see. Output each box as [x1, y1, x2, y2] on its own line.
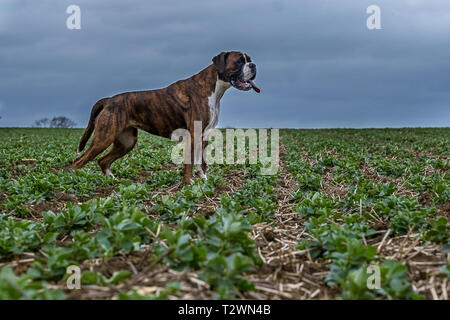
[212, 52, 228, 74]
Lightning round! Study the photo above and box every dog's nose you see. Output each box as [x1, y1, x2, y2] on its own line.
[249, 63, 256, 72]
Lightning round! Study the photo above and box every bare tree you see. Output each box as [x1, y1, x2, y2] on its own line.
[49, 116, 76, 128]
[34, 118, 49, 127]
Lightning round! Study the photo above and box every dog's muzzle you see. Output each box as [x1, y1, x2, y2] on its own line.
[231, 63, 260, 93]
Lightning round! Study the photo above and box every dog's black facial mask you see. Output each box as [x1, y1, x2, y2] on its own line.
[212, 51, 260, 93]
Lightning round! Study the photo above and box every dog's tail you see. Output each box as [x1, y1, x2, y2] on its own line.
[77, 98, 107, 153]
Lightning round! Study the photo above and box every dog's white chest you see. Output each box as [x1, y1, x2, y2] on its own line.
[206, 79, 230, 131]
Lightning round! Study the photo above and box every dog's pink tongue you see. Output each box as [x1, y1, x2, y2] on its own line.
[248, 80, 260, 93]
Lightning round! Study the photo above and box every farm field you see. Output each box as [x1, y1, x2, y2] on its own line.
[0, 127, 449, 300]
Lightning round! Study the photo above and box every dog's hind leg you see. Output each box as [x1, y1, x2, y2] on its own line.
[72, 112, 117, 170]
[72, 134, 115, 170]
[97, 127, 138, 177]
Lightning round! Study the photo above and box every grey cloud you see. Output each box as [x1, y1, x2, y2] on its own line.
[0, 0, 449, 128]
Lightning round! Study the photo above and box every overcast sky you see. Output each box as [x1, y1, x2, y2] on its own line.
[1, 0, 449, 128]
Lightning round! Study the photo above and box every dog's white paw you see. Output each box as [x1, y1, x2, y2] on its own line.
[196, 164, 207, 180]
[105, 169, 118, 180]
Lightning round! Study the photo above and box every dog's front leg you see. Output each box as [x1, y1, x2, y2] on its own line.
[200, 140, 208, 179]
[182, 163, 192, 184]
[182, 152, 194, 184]
[182, 127, 195, 184]
[194, 138, 208, 180]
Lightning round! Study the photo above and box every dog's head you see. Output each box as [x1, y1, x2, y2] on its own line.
[212, 51, 260, 93]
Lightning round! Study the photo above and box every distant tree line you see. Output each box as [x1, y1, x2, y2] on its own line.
[34, 116, 76, 128]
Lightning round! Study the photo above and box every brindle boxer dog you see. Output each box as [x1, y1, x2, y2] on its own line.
[72, 51, 260, 183]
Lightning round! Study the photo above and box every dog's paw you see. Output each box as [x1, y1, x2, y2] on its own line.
[105, 169, 118, 181]
[182, 178, 195, 185]
[195, 164, 208, 180]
